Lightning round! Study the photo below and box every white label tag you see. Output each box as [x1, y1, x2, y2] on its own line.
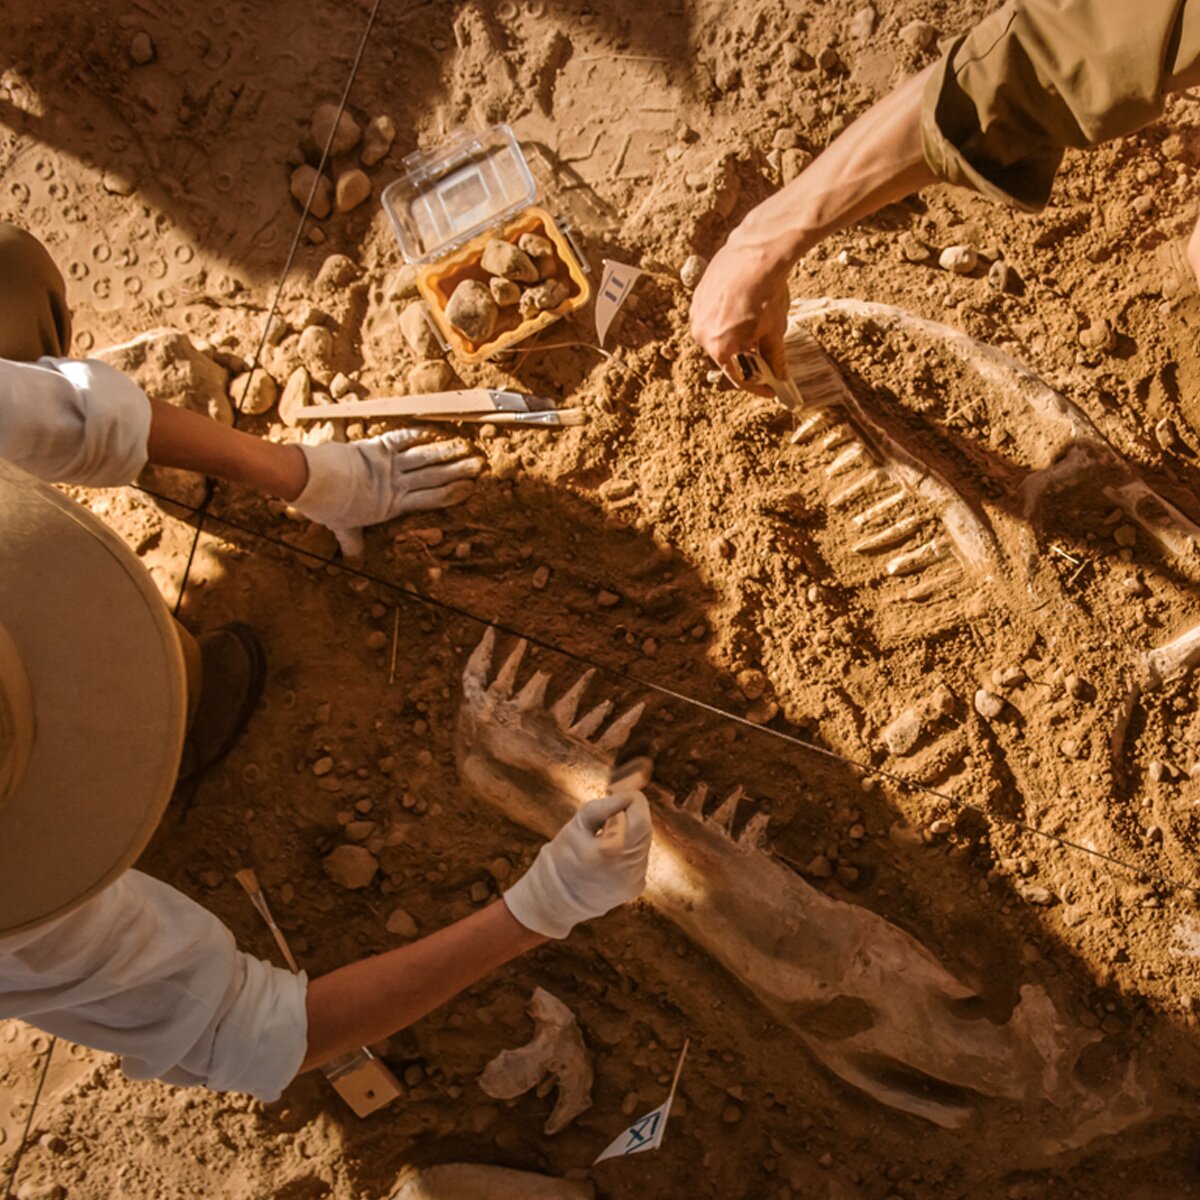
[594, 259, 642, 346]
[593, 1040, 689, 1164]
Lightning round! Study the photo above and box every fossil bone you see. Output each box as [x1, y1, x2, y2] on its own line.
[390, 1164, 594, 1200]
[478, 987, 593, 1135]
[456, 632, 1143, 1135]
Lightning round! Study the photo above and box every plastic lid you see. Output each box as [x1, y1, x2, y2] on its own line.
[381, 125, 537, 264]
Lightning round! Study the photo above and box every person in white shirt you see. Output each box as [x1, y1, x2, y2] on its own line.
[0, 221, 654, 1102]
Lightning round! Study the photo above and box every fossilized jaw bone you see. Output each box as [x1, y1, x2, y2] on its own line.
[456, 631, 1120, 1133]
[390, 1163, 594, 1200]
[479, 988, 593, 1135]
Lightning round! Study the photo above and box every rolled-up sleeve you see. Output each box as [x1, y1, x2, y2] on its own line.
[0, 356, 152, 486]
[922, 0, 1200, 210]
[0, 871, 308, 1102]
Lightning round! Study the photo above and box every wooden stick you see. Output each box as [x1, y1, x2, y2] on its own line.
[388, 607, 400, 685]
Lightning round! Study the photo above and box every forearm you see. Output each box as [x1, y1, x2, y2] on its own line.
[735, 65, 936, 273]
[301, 901, 546, 1071]
[145, 397, 308, 501]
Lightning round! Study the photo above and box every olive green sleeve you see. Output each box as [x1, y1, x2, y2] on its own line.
[921, 0, 1200, 210]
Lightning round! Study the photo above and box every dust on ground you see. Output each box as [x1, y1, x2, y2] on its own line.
[4, 0, 1200, 1197]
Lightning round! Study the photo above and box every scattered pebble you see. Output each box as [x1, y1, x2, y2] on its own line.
[278, 369, 312, 427]
[1114, 524, 1137, 548]
[974, 688, 1005, 719]
[680, 254, 708, 291]
[939, 244, 978, 274]
[489, 857, 512, 882]
[994, 666, 1026, 689]
[366, 630, 388, 650]
[360, 114, 396, 167]
[517, 232, 555, 259]
[1015, 880, 1056, 906]
[445, 279, 499, 342]
[532, 565, 551, 589]
[312, 755, 334, 777]
[470, 880, 491, 904]
[899, 232, 932, 263]
[399, 301, 442, 358]
[746, 698, 778, 724]
[881, 707, 923, 755]
[518, 279, 568, 317]
[899, 19, 937, 49]
[290, 165, 332, 220]
[597, 590, 621, 607]
[1154, 416, 1179, 450]
[311, 103, 361, 156]
[1078, 318, 1114, 352]
[489, 276, 521, 307]
[229, 370, 277, 416]
[129, 30, 155, 64]
[330, 372, 354, 400]
[780, 148, 813, 184]
[1065, 673, 1088, 699]
[737, 668, 767, 700]
[323, 845, 379, 890]
[386, 908, 419, 938]
[409, 359, 455, 394]
[335, 168, 372, 212]
[299, 324, 334, 380]
[806, 854, 834, 879]
[987, 259, 1014, 293]
[848, 5, 877, 39]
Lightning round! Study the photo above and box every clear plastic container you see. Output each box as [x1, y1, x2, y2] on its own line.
[381, 125, 591, 363]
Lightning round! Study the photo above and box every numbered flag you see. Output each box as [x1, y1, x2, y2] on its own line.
[593, 1040, 689, 1164]
[594, 259, 642, 347]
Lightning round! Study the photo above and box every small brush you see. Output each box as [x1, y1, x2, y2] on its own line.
[735, 326, 848, 414]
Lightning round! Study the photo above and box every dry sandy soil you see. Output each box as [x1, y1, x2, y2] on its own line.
[5, 0, 1200, 1197]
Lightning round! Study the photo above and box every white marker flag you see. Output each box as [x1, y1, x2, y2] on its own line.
[594, 259, 642, 347]
[593, 1040, 689, 1164]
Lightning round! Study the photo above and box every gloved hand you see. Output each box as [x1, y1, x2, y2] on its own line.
[293, 430, 484, 557]
[503, 791, 653, 939]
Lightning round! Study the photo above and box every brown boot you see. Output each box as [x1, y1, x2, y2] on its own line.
[176, 623, 266, 787]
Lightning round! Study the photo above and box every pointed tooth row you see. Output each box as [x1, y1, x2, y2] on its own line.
[552, 669, 596, 730]
[570, 699, 613, 739]
[903, 567, 962, 602]
[790, 410, 833, 444]
[682, 783, 708, 815]
[851, 489, 907, 528]
[463, 626, 497, 692]
[517, 670, 551, 710]
[887, 539, 947, 577]
[826, 443, 870, 477]
[490, 638, 527, 697]
[738, 809, 771, 850]
[709, 786, 744, 834]
[596, 703, 645, 752]
[819, 425, 855, 452]
[851, 515, 924, 555]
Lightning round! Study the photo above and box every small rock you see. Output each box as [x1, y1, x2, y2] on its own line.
[1059, 737, 1081, 759]
[848, 5, 877, 39]
[746, 698, 778, 725]
[312, 755, 334, 777]
[929, 818, 953, 836]
[987, 259, 1015, 293]
[399, 301, 442, 358]
[323, 845, 379, 890]
[806, 854, 834, 879]
[898, 231, 933, 263]
[360, 114, 396, 166]
[929, 684, 955, 718]
[489, 276, 521, 307]
[315, 253, 359, 291]
[1154, 416, 1179, 450]
[939, 244, 978, 274]
[278, 366, 312, 427]
[366, 630, 388, 650]
[1078, 318, 1114, 352]
[721, 1103, 743, 1124]
[408, 359, 455, 393]
[680, 254, 708, 290]
[771, 127, 799, 151]
[517, 232, 555, 259]
[597, 590, 621, 607]
[489, 857, 512, 882]
[345, 820, 376, 841]
[312, 103, 361, 156]
[1114, 524, 1137, 548]
[445, 279, 499, 342]
[335, 168, 372, 212]
[780, 148, 813, 184]
[517, 279, 568, 318]
[1123, 575, 1145, 595]
[229, 370, 277, 416]
[974, 688, 1005, 719]
[290, 165, 332, 220]
[470, 880, 491, 904]
[899, 18, 937, 49]
[1149, 760, 1168, 783]
[386, 908, 419, 938]
[330, 372, 354, 399]
[481, 238, 539, 283]
[129, 30, 155, 64]
[1015, 881, 1056, 906]
[737, 668, 767, 700]
[298, 324, 334, 380]
[1065, 673, 1087, 699]
[995, 666, 1027, 689]
[881, 707, 924, 755]
[532, 565, 551, 590]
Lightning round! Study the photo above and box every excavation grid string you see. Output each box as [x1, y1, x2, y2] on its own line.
[138, 483, 1200, 902]
[171, 0, 384, 616]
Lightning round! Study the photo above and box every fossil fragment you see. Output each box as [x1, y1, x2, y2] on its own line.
[456, 630, 1145, 1136]
[479, 987, 593, 1134]
[390, 1164, 594, 1200]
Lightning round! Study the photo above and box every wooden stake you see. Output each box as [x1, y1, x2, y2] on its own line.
[388, 607, 400, 685]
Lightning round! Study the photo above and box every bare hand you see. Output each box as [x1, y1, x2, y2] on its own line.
[689, 236, 791, 398]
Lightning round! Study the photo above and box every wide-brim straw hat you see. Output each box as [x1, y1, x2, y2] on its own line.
[0, 459, 186, 936]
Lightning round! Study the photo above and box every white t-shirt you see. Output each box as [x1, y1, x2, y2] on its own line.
[0, 357, 310, 1100]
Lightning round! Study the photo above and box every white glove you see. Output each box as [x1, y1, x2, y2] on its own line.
[503, 791, 653, 939]
[293, 430, 484, 557]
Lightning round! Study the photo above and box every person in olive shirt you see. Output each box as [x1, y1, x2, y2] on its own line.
[691, 0, 1200, 390]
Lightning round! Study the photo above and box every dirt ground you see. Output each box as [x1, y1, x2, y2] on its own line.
[6, 0, 1200, 1196]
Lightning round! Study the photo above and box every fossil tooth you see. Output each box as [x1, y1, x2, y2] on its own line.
[829, 469, 884, 506]
[517, 671, 552, 711]
[570, 700, 613, 740]
[820, 425, 855, 452]
[886, 539, 947, 577]
[851, 516, 924, 554]
[851, 491, 908, 529]
[595, 702, 646, 752]
[1143, 621, 1200, 690]
[738, 809, 771, 850]
[902, 568, 961, 602]
[551, 669, 596, 731]
[826, 443, 869, 477]
[491, 639, 528, 697]
[708, 786, 744, 834]
[463, 625, 497, 692]
[790, 410, 833, 444]
[682, 783, 708, 815]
